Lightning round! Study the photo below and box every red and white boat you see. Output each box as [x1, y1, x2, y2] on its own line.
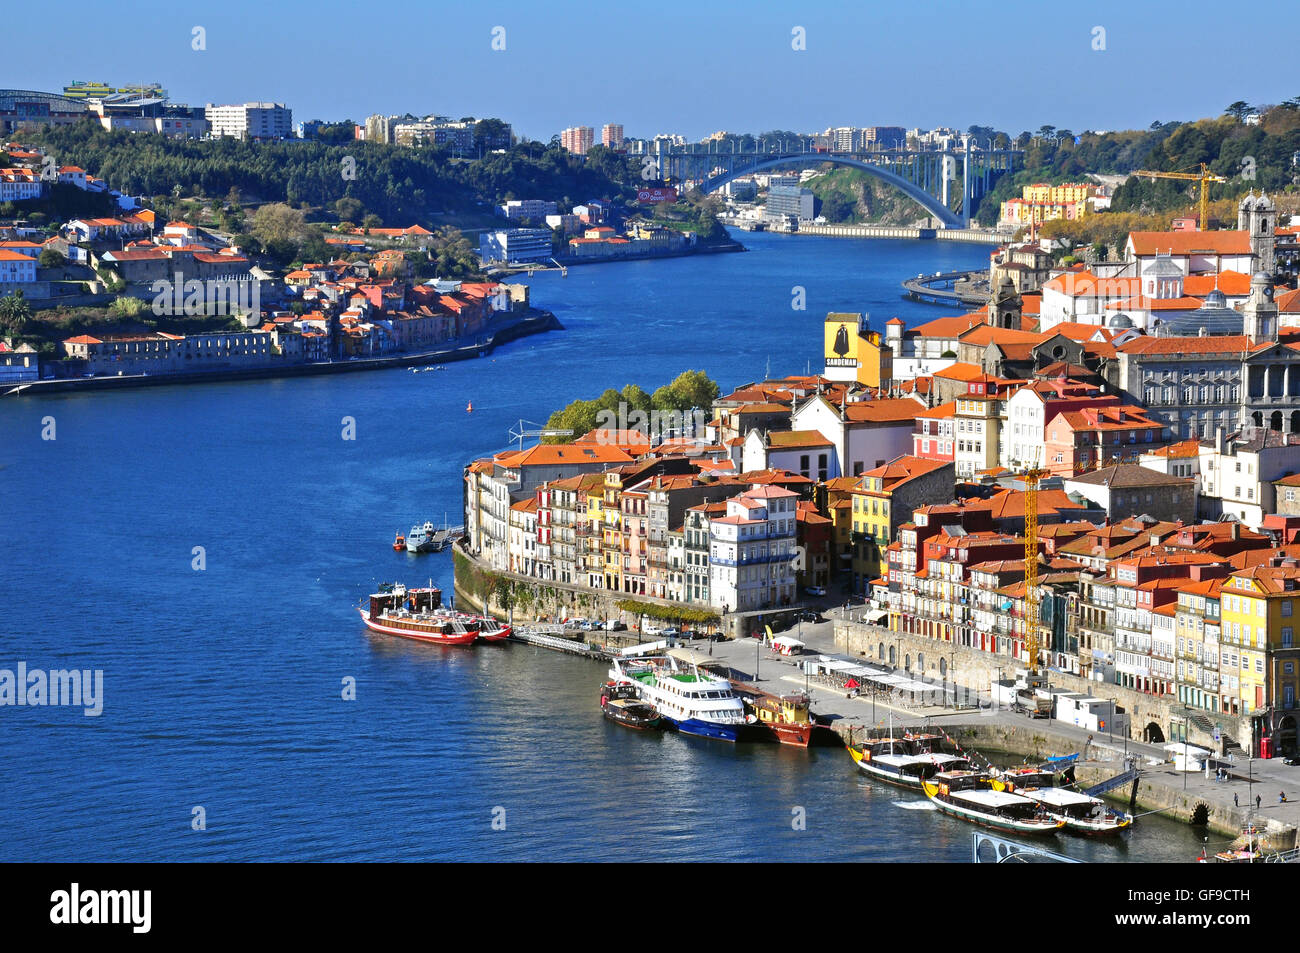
[475, 618, 512, 642]
[358, 583, 479, 646]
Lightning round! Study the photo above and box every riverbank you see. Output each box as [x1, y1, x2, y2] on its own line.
[487, 238, 746, 277]
[489, 600, 1297, 846]
[734, 222, 1008, 245]
[5, 309, 562, 396]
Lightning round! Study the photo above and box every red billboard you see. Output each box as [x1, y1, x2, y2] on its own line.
[637, 186, 678, 204]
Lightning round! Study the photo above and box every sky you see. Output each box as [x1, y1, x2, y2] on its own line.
[8, 0, 1300, 142]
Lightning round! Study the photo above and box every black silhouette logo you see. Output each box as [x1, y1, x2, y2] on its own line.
[833, 324, 849, 357]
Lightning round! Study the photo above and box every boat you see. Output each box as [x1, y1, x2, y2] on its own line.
[1020, 787, 1133, 835]
[731, 681, 819, 746]
[476, 617, 512, 642]
[392, 531, 405, 551]
[847, 732, 972, 789]
[608, 647, 747, 742]
[406, 521, 437, 553]
[921, 770, 1065, 835]
[357, 583, 479, 645]
[599, 681, 662, 731]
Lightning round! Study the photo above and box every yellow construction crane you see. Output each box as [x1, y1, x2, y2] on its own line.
[1133, 163, 1228, 231]
[1022, 467, 1047, 675]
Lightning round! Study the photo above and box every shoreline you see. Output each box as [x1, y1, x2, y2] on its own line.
[5, 310, 563, 397]
[488, 239, 746, 277]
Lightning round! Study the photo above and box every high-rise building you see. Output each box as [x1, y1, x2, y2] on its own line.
[561, 126, 594, 155]
[365, 114, 395, 144]
[601, 123, 624, 149]
[205, 102, 293, 140]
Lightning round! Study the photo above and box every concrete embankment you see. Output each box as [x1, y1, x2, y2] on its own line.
[10, 310, 562, 396]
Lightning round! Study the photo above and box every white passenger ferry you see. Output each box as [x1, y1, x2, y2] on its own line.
[609, 647, 748, 742]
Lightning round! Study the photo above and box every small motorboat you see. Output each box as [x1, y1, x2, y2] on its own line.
[392, 531, 406, 551]
[600, 681, 662, 731]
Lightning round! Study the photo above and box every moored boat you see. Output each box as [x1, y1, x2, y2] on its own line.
[475, 617, 512, 642]
[357, 583, 479, 645]
[732, 682, 818, 746]
[848, 735, 972, 789]
[922, 770, 1064, 835]
[406, 521, 437, 553]
[609, 648, 747, 742]
[392, 531, 405, 551]
[600, 681, 662, 731]
[1020, 787, 1133, 834]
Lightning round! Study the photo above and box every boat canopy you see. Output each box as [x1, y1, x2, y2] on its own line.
[771, 635, 805, 649]
[952, 790, 1034, 808]
[1024, 788, 1095, 807]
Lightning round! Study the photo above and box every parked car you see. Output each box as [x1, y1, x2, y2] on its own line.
[604, 620, 627, 631]
[804, 586, 827, 597]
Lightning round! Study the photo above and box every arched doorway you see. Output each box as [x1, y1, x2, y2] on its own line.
[1279, 715, 1298, 756]
[1272, 411, 1284, 432]
[939, 657, 948, 676]
[904, 654, 911, 672]
[888, 645, 896, 666]
[1144, 722, 1165, 744]
[918, 652, 926, 673]
[878, 641, 885, 661]
[1253, 412, 1264, 428]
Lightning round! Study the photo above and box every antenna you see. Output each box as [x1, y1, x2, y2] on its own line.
[509, 418, 574, 451]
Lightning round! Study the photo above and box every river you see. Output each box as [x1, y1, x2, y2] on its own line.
[0, 231, 1206, 861]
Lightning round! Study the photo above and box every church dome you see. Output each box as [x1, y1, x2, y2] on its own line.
[1203, 288, 1228, 310]
[1107, 312, 1134, 329]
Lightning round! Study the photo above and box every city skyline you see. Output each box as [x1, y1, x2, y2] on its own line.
[5, 0, 1300, 143]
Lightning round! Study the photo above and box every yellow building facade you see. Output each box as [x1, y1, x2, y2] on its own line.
[823, 313, 892, 389]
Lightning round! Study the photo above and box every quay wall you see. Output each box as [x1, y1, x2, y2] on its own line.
[781, 224, 1005, 244]
[828, 718, 1293, 842]
[834, 620, 1253, 754]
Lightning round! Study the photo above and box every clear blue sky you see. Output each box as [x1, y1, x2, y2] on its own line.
[9, 0, 1299, 141]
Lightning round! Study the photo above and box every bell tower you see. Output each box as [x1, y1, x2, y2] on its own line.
[989, 275, 1022, 329]
[1239, 192, 1277, 276]
[1244, 271, 1278, 345]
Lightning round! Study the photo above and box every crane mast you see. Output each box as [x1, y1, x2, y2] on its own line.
[1132, 163, 1227, 231]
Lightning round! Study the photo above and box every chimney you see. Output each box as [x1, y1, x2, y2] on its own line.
[1215, 426, 1224, 455]
[1232, 522, 1240, 541]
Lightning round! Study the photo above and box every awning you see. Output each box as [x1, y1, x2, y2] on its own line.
[864, 609, 888, 623]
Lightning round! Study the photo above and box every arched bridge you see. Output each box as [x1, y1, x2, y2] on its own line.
[655, 143, 1021, 229]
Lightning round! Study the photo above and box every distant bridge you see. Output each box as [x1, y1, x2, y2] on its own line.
[654, 141, 1022, 229]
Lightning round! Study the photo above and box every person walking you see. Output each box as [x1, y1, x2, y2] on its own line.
[1257, 794, 1263, 810]
[1234, 792, 1240, 808]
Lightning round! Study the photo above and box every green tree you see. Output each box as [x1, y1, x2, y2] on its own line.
[38, 248, 67, 268]
[335, 196, 364, 222]
[250, 202, 308, 248]
[0, 290, 31, 335]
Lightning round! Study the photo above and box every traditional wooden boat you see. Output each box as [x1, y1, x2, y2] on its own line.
[848, 735, 972, 788]
[732, 682, 817, 746]
[1020, 788, 1133, 835]
[922, 771, 1064, 835]
[600, 681, 662, 731]
[357, 583, 479, 646]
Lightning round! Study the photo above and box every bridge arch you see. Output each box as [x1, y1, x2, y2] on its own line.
[696, 154, 963, 229]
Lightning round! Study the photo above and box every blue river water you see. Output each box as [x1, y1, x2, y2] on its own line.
[0, 232, 1206, 861]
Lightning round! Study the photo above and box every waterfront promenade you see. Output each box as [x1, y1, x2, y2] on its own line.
[598, 614, 1300, 846]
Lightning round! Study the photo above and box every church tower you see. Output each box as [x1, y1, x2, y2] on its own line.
[989, 275, 1022, 329]
[1239, 192, 1277, 277]
[1244, 271, 1278, 345]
